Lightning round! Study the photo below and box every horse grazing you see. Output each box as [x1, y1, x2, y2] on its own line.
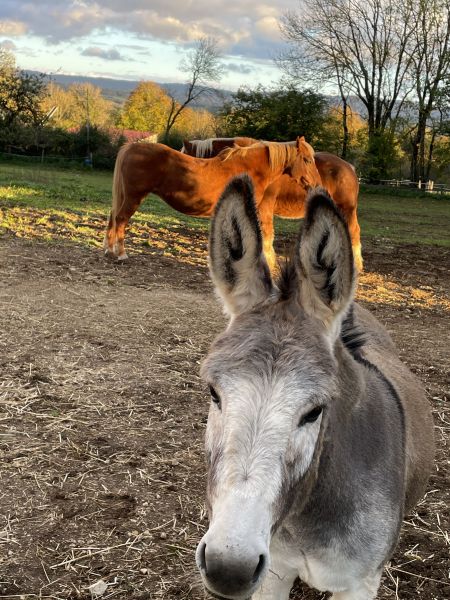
[182, 136, 362, 270]
[181, 136, 256, 157]
[196, 175, 434, 600]
[104, 138, 321, 264]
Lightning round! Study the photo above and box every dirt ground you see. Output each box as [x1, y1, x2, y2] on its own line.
[0, 231, 448, 600]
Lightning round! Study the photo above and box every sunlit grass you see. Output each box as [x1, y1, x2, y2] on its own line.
[0, 161, 449, 248]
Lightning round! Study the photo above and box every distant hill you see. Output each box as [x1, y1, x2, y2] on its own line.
[28, 71, 375, 119]
[28, 71, 233, 112]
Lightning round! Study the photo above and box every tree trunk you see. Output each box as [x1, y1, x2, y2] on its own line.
[425, 129, 438, 181]
[410, 113, 427, 182]
[341, 97, 349, 159]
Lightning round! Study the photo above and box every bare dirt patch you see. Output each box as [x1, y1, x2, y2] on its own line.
[0, 232, 448, 600]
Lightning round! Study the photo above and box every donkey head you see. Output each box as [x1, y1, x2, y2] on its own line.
[290, 136, 322, 190]
[196, 175, 358, 599]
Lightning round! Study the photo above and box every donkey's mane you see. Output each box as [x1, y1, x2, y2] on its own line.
[276, 260, 366, 357]
[340, 305, 367, 356]
[220, 141, 300, 172]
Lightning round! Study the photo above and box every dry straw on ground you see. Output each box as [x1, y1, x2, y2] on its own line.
[0, 232, 448, 599]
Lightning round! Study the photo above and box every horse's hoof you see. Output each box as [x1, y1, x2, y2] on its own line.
[117, 253, 129, 261]
[104, 248, 117, 258]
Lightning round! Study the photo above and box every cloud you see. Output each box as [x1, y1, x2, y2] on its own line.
[81, 46, 126, 61]
[224, 62, 254, 75]
[0, 1, 298, 60]
[0, 38, 16, 50]
[0, 19, 27, 36]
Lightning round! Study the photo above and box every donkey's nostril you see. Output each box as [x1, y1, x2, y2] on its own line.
[198, 541, 207, 572]
[252, 554, 266, 583]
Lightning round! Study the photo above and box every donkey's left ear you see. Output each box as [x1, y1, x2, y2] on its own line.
[209, 175, 274, 317]
[296, 187, 356, 336]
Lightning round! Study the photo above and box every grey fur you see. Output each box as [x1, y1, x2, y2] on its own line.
[197, 178, 434, 600]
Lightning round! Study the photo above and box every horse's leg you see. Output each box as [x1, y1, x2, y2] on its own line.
[113, 196, 145, 260]
[104, 212, 116, 256]
[259, 198, 277, 272]
[345, 206, 363, 272]
[104, 194, 144, 260]
[330, 570, 382, 600]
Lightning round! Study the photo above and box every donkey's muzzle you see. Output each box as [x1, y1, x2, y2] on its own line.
[196, 537, 268, 599]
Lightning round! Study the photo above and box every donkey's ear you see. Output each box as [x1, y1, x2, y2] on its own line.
[209, 175, 273, 317]
[296, 187, 355, 335]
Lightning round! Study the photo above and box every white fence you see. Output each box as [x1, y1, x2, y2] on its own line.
[360, 178, 450, 194]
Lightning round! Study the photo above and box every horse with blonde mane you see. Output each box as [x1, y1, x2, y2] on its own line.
[182, 136, 363, 270]
[104, 138, 321, 266]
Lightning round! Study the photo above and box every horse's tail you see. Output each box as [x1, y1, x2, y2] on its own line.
[111, 144, 129, 223]
[104, 144, 129, 253]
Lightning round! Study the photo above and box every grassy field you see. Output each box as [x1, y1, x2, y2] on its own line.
[0, 162, 449, 248]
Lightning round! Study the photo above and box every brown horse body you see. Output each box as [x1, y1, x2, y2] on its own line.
[183, 137, 362, 270]
[105, 139, 321, 263]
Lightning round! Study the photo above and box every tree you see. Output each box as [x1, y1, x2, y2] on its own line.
[67, 83, 112, 129]
[162, 37, 224, 142]
[40, 82, 74, 129]
[220, 85, 331, 147]
[280, 0, 417, 176]
[118, 81, 171, 134]
[320, 105, 367, 159]
[407, 0, 450, 181]
[0, 48, 47, 127]
[41, 82, 113, 130]
[429, 126, 450, 179]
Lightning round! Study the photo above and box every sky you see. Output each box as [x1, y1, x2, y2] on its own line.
[0, 0, 300, 90]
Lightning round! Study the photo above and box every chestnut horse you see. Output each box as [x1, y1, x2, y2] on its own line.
[182, 137, 363, 270]
[104, 138, 322, 266]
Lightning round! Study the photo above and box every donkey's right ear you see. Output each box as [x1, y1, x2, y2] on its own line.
[296, 188, 356, 336]
[209, 175, 274, 318]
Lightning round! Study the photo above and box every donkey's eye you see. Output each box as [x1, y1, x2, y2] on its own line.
[209, 386, 221, 409]
[299, 406, 323, 427]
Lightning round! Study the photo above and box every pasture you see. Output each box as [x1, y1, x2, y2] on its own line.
[0, 162, 449, 599]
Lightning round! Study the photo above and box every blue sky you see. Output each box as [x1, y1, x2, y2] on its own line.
[0, 1, 299, 90]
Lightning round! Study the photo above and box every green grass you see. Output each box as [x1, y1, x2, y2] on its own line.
[0, 162, 449, 247]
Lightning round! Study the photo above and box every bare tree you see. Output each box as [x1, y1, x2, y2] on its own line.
[279, 0, 417, 171]
[162, 37, 224, 142]
[408, 0, 450, 181]
[278, 16, 353, 158]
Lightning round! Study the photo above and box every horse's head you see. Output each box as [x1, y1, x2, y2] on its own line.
[196, 175, 358, 599]
[180, 139, 192, 154]
[288, 136, 322, 190]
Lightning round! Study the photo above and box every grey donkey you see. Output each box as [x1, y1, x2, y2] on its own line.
[195, 175, 434, 600]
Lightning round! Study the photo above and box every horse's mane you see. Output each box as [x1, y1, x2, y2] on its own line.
[190, 139, 214, 157]
[219, 141, 300, 172]
[186, 137, 237, 158]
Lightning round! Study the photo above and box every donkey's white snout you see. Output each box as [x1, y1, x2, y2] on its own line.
[196, 536, 268, 599]
[196, 494, 271, 598]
